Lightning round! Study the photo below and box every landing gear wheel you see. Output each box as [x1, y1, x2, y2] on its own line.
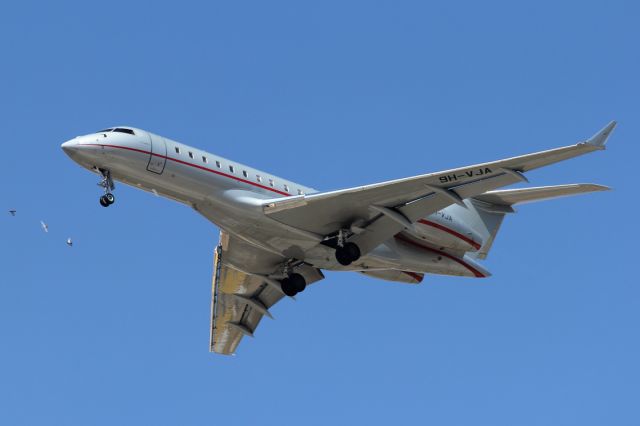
[335, 248, 352, 266]
[289, 273, 307, 293]
[335, 242, 361, 266]
[97, 168, 116, 208]
[280, 278, 298, 297]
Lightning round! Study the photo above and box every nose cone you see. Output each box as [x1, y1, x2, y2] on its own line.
[61, 139, 77, 156]
[61, 135, 106, 169]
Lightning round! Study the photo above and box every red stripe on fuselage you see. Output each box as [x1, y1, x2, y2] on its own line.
[78, 143, 291, 196]
[416, 219, 481, 250]
[394, 234, 486, 278]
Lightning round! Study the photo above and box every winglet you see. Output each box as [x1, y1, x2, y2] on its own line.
[585, 121, 617, 148]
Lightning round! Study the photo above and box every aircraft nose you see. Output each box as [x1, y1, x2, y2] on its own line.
[61, 139, 78, 155]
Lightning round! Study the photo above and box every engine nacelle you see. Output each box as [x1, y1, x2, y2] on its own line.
[407, 211, 483, 252]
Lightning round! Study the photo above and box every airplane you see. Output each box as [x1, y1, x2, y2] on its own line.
[66, 238, 73, 247]
[9, 209, 16, 216]
[61, 122, 616, 355]
[40, 220, 49, 233]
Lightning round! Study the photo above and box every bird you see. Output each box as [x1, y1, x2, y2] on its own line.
[40, 221, 49, 233]
[66, 238, 73, 247]
[8, 209, 16, 216]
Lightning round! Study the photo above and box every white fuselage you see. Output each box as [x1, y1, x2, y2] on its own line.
[61, 127, 490, 279]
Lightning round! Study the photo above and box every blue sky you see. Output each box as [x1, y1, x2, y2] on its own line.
[1, 1, 638, 425]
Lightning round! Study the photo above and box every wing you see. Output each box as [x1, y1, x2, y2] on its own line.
[210, 231, 324, 355]
[263, 122, 616, 253]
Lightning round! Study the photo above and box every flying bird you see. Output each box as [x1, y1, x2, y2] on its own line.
[8, 209, 16, 216]
[40, 221, 49, 233]
[66, 238, 73, 247]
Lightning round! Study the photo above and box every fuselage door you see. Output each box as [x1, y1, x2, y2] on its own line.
[147, 134, 167, 174]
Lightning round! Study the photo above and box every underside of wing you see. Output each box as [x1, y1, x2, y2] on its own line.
[210, 231, 324, 355]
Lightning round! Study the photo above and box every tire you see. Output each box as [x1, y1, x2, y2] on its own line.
[335, 247, 352, 266]
[99, 196, 109, 207]
[336, 242, 361, 265]
[343, 242, 361, 262]
[280, 278, 298, 297]
[289, 273, 307, 293]
[105, 193, 115, 204]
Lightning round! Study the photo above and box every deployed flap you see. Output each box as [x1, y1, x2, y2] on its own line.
[474, 184, 610, 206]
[264, 122, 616, 239]
[210, 231, 324, 355]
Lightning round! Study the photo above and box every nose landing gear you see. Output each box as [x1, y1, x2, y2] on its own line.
[99, 193, 115, 207]
[97, 168, 116, 207]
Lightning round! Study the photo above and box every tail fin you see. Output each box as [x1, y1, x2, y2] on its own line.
[464, 184, 610, 259]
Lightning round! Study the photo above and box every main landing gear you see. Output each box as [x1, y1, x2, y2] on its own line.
[280, 273, 306, 297]
[335, 242, 361, 266]
[97, 168, 116, 208]
[333, 229, 361, 266]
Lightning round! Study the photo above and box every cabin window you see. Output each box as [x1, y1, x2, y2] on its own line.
[256, 175, 262, 183]
[269, 179, 274, 187]
[188, 152, 194, 159]
[284, 184, 289, 192]
[297, 189, 304, 195]
[202, 156, 208, 163]
[229, 165, 235, 173]
[175, 147, 180, 154]
[242, 170, 248, 178]
[215, 161, 221, 168]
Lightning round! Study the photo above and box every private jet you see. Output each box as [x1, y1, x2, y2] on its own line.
[61, 122, 615, 354]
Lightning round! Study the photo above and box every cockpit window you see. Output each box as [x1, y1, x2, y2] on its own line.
[97, 128, 114, 133]
[113, 128, 135, 135]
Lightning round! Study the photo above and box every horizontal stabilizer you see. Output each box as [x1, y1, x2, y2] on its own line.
[474, 184, 610, 206]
